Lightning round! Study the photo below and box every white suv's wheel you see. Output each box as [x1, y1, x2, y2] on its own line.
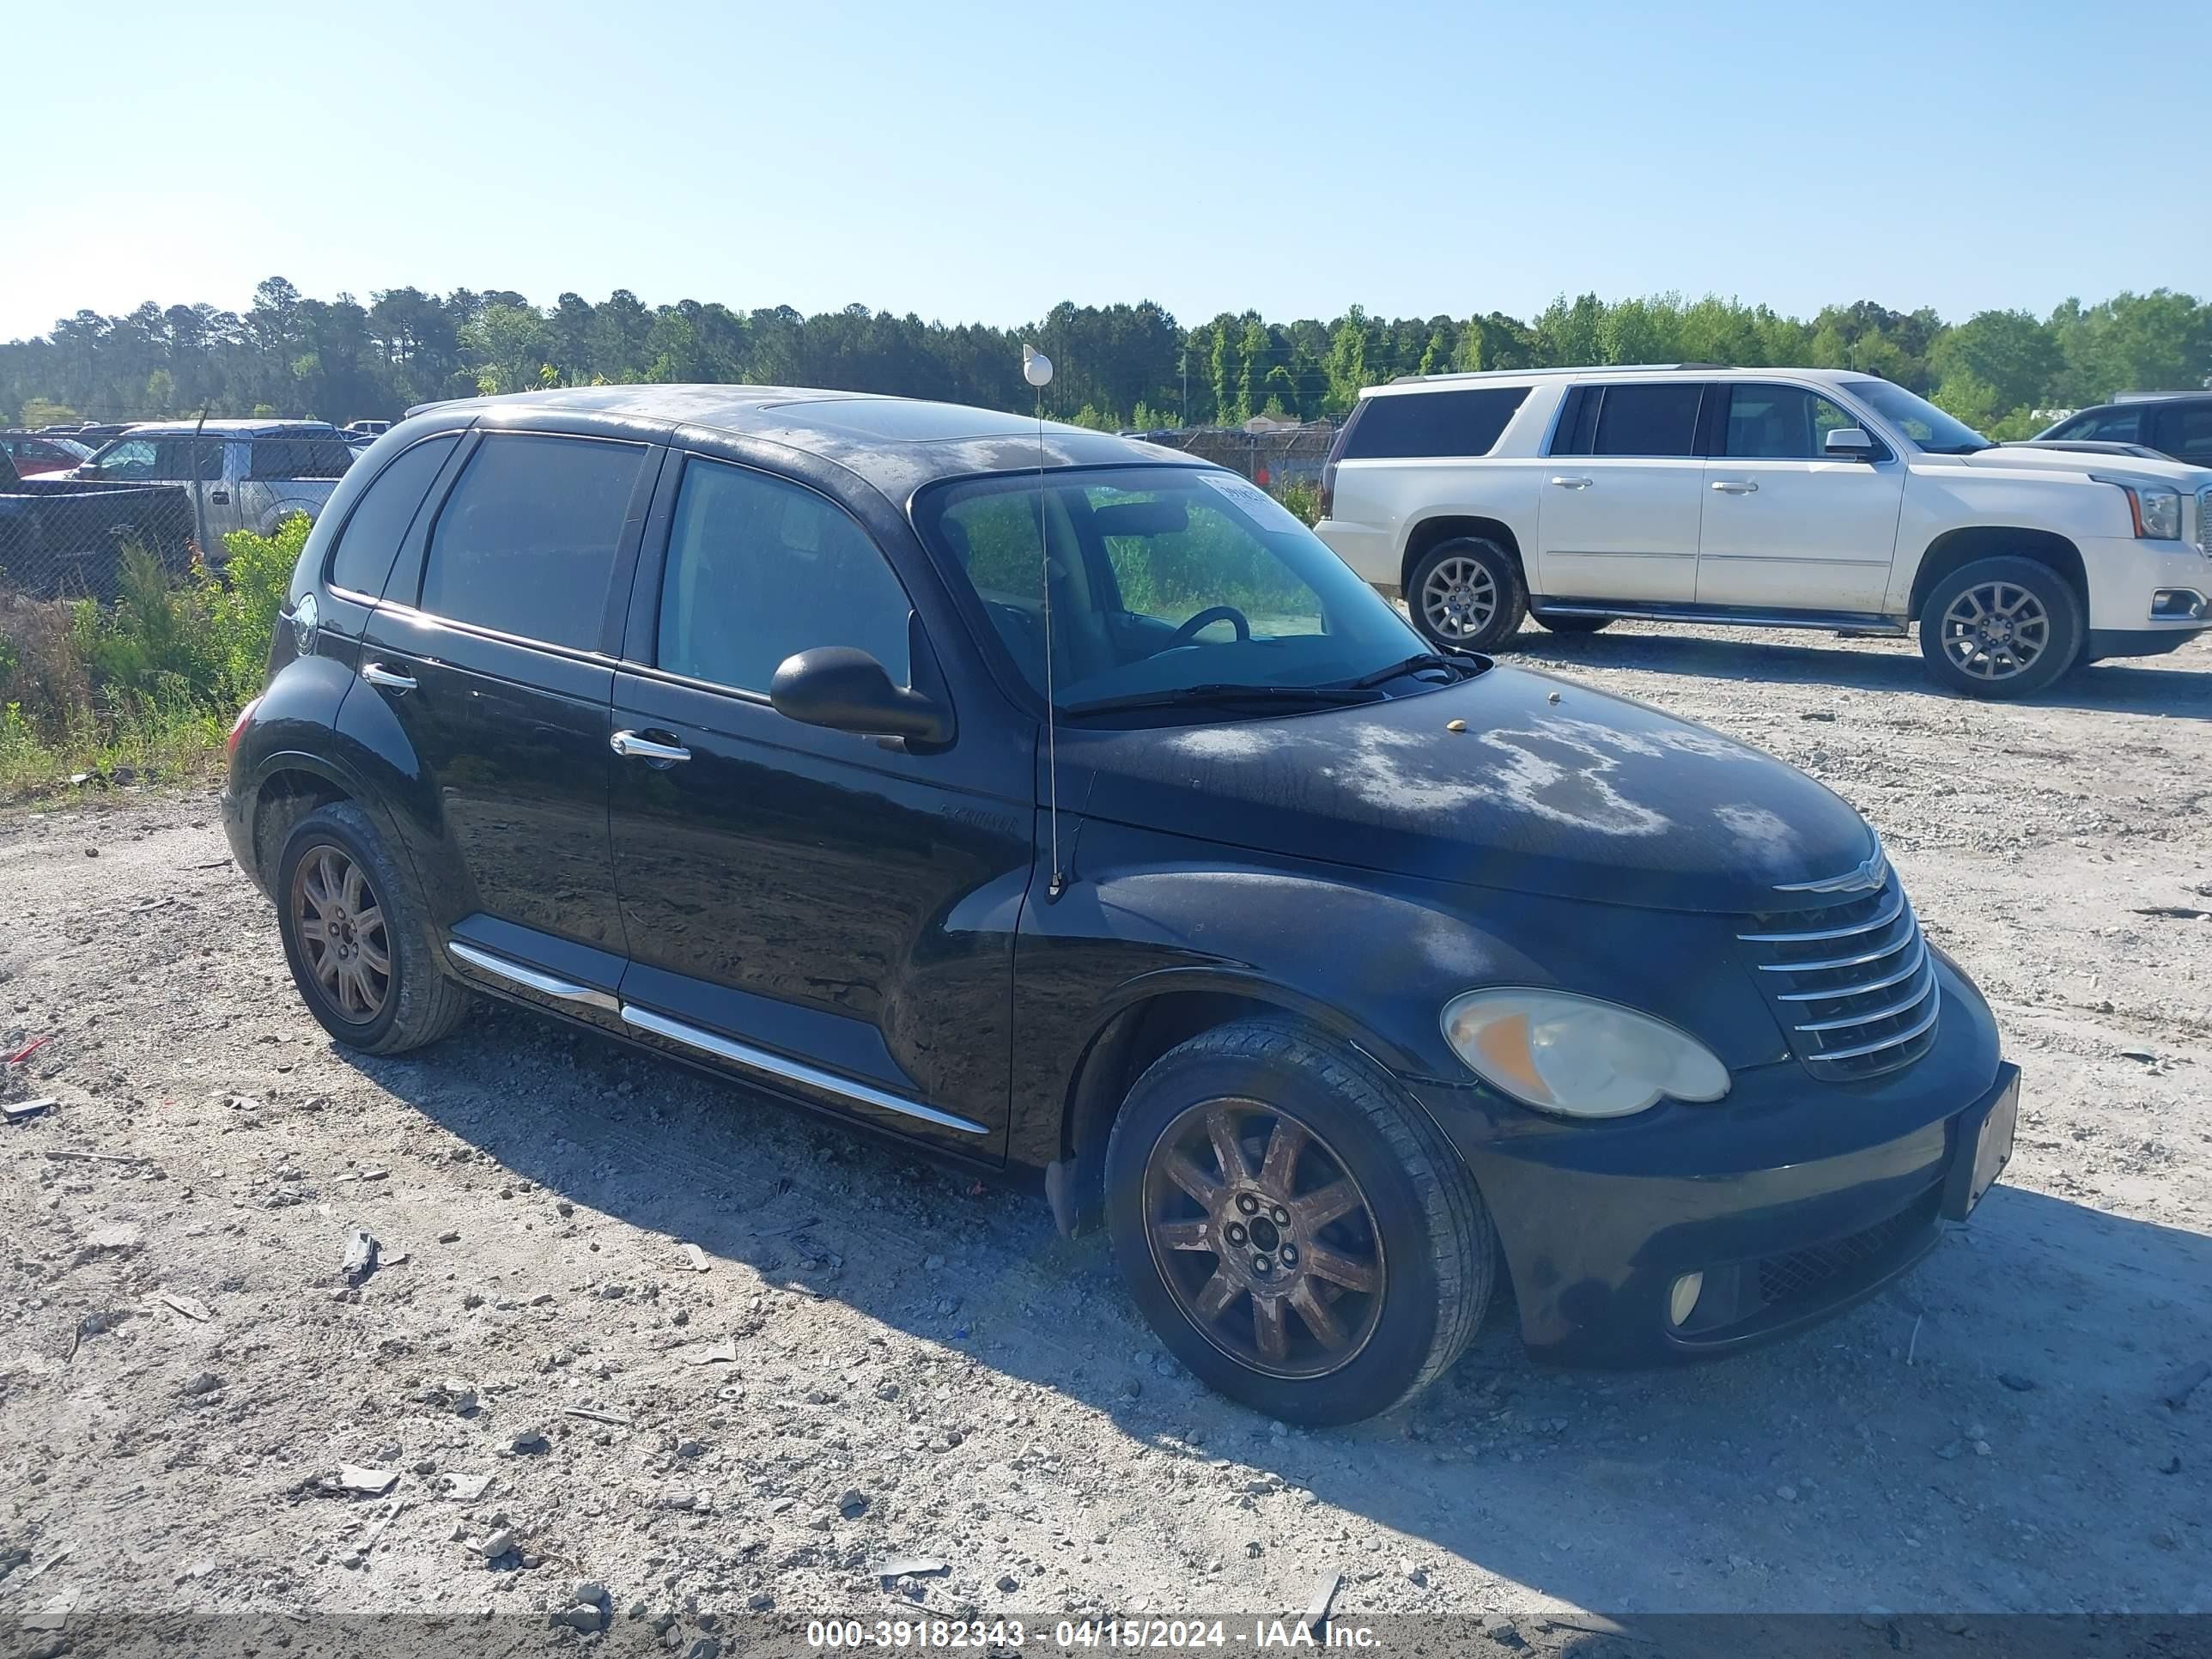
[1919, 556, 2083, 699]
[1407, 538, 1526, 653]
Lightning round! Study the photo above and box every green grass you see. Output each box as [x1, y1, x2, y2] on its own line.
[0, 694, 228, 803]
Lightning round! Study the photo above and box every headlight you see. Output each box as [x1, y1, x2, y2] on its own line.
[2099, 477, 2184, 541]
[1441, 989, 1730, 1118]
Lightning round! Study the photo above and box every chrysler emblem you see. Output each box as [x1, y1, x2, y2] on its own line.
[1775, 845, 1888, 896]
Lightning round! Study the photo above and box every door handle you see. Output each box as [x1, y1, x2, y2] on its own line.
[209, 489, 230, 503]
[360, 662, 416, 694]
[1710, 480, 1759, 494]
[611, 730, 691, 763]
[1548, 476, 1594, 489]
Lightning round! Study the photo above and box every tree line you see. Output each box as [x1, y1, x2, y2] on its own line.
[6, 279, 2208, 441]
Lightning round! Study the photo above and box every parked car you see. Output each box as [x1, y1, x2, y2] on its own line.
[1316, 366, 2212, 698]
[76, 419, 356, 550]
[0, 445, 195, 599]
[222, 386, 2017, 1424]
[2033, 393, 2212, 469]
[345, 420, 392, 437]
[1, 432, 94, 476]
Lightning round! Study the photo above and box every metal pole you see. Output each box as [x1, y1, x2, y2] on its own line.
[190, 405, 211, 564]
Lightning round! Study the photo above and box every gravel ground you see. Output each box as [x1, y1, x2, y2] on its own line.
[2, 622, 2209, 1649]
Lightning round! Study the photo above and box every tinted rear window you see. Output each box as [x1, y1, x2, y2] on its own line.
[248, 435, 356, 480]
[1590, 383, 1704, 457]
[1340, 388, 1528, 459]
[329, 435, 459, 597]
[417, 434, 647, 648]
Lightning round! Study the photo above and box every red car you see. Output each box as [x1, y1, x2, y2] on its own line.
[1, 433, 94, 477]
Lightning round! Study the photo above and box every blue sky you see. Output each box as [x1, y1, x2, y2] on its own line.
[7, 0, 2207, 341]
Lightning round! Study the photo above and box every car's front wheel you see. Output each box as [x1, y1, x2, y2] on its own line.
[1406, 538, 1526, 653]
[1103, 1018, 1492, 1425]
[1918, 556, 2083, 698]
[275, 800, 470, 1054]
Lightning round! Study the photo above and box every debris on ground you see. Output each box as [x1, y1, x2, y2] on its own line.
[872, 1557, 947, 1582]
[3, 1097, 56, 1122]
[337, 1465, 399, 1496]
[3, 1034, 54, 1064]
[341, 1227, 379, 1285]
[161, 1293, 213, 1322]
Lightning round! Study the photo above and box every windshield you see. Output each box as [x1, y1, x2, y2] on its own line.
[1842, 379, 1990, 454]
[917, 465, 1437, 714]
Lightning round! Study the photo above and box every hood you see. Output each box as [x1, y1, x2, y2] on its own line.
[1963, 446, 2212, 486]
[1063, 666, 1875, 915]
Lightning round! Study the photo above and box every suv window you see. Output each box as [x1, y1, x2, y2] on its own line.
[1721, 384, 1865, 459]
[2051, 407, 2142, 445]
[656, 458, 912, 693]
[418, 434, 647, 648]
[2157, 404, 2212, 465]
[248, 435, 355, 480]
[1590, 383, 1703, 457]
[329, 435, 459, 597]
[1340, 388, 1528, 460]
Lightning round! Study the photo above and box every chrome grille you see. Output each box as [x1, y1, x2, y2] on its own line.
[1737, 879, 1940, 1079]
[2198, 485, 2212, 550]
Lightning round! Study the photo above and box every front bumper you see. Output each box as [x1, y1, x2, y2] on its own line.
[2080, 533, 2212, 651]
[1408, 954, 2012, 1365]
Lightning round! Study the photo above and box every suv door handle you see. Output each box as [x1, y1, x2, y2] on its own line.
[209, 489, 230, 504]
[360, 662, 416, 694]
[611, 730, 691, 763]
[1710, 480, 1759, 494]
[1548, 476, 1594, 489]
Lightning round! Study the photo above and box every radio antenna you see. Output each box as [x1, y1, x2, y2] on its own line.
[1022, 342, 1066, 900]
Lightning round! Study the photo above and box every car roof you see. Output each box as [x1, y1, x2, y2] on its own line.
[1368, 364, 1870, 397]
[108, 418, 343, 436]
[407, 384, 1199, 497]
[2069, 394, 2212, 412]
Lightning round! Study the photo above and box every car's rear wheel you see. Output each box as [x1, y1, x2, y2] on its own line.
[1104, 1018, 1492, 1425]
[1918, 556, 2083, 699]
[275, 801, 469, 1054]
[1407, 538, 1526, 653]
[1534, 613, 1611, 635]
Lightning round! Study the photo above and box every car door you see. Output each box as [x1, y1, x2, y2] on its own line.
[244, 432, 355, 536]
[1537, 380, 1707, 603]
[605, 452, 1029, 1158]
[353, 428, 658, 988]
[1697, 382, 1905, 614]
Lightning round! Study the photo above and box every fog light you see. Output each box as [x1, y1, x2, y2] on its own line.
[2151, 588, 2206, 620]
[1668, 1271, 1705, 1328]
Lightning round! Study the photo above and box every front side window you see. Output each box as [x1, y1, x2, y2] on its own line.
[92, 438, 156, 478]
[656, 458, 912, 693]
[1722, 385, 1869, 459]
[1843, 379, 1989, 454]
[418, 434, 647, 647]
[918, 465, 1425, 711]
[1340, 388, 1528, 460]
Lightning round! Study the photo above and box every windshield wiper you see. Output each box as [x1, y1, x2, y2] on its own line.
[1061, 682, 1386, 719]
[1343, 652, 1473, 690]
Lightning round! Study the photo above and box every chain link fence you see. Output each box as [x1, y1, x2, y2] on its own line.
[1135, 422, 1340, 490]
[0, 421, 362, 602]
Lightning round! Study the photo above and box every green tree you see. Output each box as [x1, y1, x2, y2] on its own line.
[1928, 310, 2061, 413]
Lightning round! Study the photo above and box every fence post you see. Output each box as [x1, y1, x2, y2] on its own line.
[190, 407, 211, 563]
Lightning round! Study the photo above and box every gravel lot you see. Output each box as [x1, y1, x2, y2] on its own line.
[3, 622, 2209, 1649]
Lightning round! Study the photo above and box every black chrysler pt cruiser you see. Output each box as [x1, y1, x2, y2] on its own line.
[222, 385, 2019, 1425]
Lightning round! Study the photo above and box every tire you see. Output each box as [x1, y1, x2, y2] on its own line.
[1917, 556, 2084, 700]
[275, 800, 470, 1054]
[1406, 537, 1527, 653]
[1103, 1017, 1492, 1425]
[1534, 614, 1611, 635]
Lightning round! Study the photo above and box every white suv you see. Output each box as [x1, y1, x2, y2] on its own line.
[1314, 366, 2212, 698]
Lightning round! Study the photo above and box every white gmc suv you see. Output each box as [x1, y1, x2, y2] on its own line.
[1314, 365, 2212, 697]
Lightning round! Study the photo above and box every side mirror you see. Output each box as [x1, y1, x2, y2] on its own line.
[1824, 427, 1879, 461]
[769, 647, 952, 745]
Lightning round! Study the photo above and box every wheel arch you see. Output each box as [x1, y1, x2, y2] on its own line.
[1048, 969, 1433, 1237]
[1909, 526, 2087, 620]
[1401, 514, 1527, 599]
